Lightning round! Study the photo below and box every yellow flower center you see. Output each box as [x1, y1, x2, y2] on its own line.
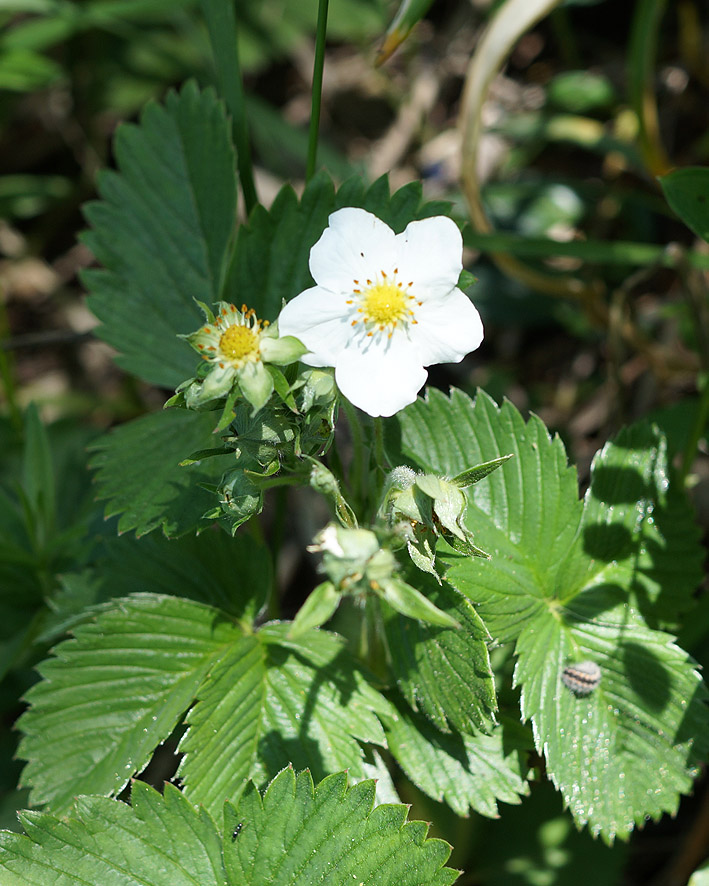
[349, 269, 420, 337]
[363, 282, 408, 325]
[219, 324, 260, 365]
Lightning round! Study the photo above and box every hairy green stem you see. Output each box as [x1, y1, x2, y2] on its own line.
[306, 0, 329, 181]
[201, 0, 258, 214]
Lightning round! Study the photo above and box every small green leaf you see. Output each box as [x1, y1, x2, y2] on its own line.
[451, 453, 513, 489]
[385, 706, 530, 818]
[378, 576, 459, 629]
[89, 408, 235, 538]
[20, 403, 55, 535]
[83, 81, 237, 387]
[659, 166, 709, 243]
[289, 581, 341, 637]
[223, 768, 459, 885]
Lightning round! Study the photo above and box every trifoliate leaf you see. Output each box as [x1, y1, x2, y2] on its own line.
[178, 623, 394, 818]
[223, 767, 459, 885]
[383, 574, 496, 734]
[17, 595, 239, 812]
[0, 774, 459, 886]
[83, 81, 237, 387]
[18, 597, 395, 820]
[385, 705, 530, 818]
[395, 389, 708, 840]
[89, 408, 235, 538]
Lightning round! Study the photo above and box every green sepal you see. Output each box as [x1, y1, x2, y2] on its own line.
[179, 447, 232, 467]
[288, 581, 342, 638]
[238, 361, 274, 416]
[376, 576, 460, 629]
[308, 459, 357, 529]
[267, 364, 298, 412]
[213, 386, 241, 433]
[260, 334, 307, 365]
[451, 454, 513, 489]
[457, 268, 477, 291]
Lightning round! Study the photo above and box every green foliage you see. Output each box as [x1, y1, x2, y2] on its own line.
[17, 596, 393, 818]
[0, 771, 457, 886]
[660, 167, 709, 243]
[89, 408, 235, 537]
[385, 708, 530, 818]
[383, 574, 496, 734]
[83, 81, 237, 388]
[395, 389, 709, 840]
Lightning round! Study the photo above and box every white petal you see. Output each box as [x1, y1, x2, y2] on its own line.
[335, 336, 427, 417]
[395, 216, 463, 301]
[409, 288, 484, 366]
[278, 286, 351, 367]
[309, 208, 397, 294]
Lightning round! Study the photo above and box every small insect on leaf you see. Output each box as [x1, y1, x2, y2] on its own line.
[231, 823, 243, 842]
[561, 660, 601, 696]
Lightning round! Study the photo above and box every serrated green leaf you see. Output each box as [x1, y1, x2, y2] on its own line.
[0, 782, 225, 886]
[385, 706, 529, 818]
[89, 408, 235, 538]
[514, 589, 709, 841]
[397, 388, 581, 642]
[0, 772, 458, 886]
[17, 595, 240, 812]
[224, 173, 334, 322]
[561, 423, 703, 625]
[223, 767, 459, 885]
[179, 623, 393, 817]
[83, 81, 237, 387]
[395, 389, 709, 839]
[383, 574, 496, 734]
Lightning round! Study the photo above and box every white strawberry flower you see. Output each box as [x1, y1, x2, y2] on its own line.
[278, 207, 484, 417]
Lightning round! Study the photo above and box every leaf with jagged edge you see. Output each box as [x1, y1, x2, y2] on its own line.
[0, 773, 458, 886]
[382, 571, 496, 734]
[17, 595, 240, 813]
[0, 783, 225, 886]
[83, 81, 236, 388]
[18, 595, 394, 819]
[223, 767, 459, 885]
[89, 408, 235, 538]
[178, 623, 394, 818]
[394, 389, 708, 840]
[385, 705, 530, 818]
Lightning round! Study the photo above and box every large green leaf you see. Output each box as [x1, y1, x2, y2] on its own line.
[179, 623, 393, 818]
[385, 707, 529, 818]
[17, 595, 239, 812]
[83, 81, 237, 387]
[383, 573, 496, 734]
[89, 408, 235, 538]
[395, 389, 708, 839]
[0, 772, 458, 886]
[223, 768, 458, 885]
[18, 595, 393, 818]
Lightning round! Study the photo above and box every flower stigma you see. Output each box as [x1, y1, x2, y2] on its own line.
[349, 268, 419, 337]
